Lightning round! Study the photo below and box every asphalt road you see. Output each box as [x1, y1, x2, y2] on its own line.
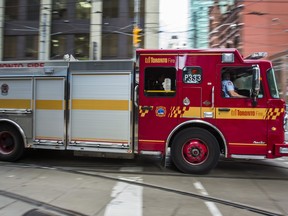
[0, 150, 288, 216]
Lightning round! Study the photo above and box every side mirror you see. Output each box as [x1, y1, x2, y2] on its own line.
[251, 65, 260, 107]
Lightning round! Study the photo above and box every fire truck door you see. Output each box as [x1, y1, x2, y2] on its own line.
[33, 78, 65, 146]
[68, 72, 132, 153]
[216, 65, 267, 156]
[138, 66, 178, 153]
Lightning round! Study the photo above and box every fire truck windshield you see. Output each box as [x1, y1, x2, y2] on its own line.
[267, 68, 280, 98]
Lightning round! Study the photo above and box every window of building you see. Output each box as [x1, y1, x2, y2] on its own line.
[102, 33, 118, 58]
[27, 0, 40, 20]
[3, 36, 18, 59]
[52, 0, 67, 19]
[50, 35, 68, 59]
[76, 0, 91, 19]
[74, 34, 89, 59]
[103, 0, 119, 18]
[51, 34, 89, 60]
[5, 0, 19, 20]
[128, 0, 134, 18]
[25, 36, 39, 58]
[144, 67, 176, 97]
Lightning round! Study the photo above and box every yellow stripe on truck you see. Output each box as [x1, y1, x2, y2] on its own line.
[169, 106, 284, 120]
[72, 99, 129, 111]
[216, 108, 268, 120]
[0, 99, 31, 109]
[36, 100, 64, 110]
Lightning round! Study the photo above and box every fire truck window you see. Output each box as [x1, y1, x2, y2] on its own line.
[144, 67, 176, 97]
[183, 67, 202, 84]
[221, 67, 263, 98]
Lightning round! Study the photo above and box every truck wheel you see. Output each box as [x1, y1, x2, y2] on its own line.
[0, 124, 24, 161]
[171, 128, 220, 174]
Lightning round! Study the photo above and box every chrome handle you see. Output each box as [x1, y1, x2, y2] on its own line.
[219, 108, 230, 112]
[134, 85, 139, 107]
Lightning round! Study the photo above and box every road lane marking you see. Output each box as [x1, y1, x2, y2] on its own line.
[104, 168, 143, 216]
[119, 167, 144, 172]
[194, 182, 223, 216]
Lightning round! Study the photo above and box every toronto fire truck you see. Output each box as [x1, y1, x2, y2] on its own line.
[0, 48, 288, 174]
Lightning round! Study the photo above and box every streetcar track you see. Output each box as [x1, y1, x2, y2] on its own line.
[2, 161, 288, 181]
[49, 166, 287, 216]
[0, 189, 88, 216]
[0, 161, 285, 216]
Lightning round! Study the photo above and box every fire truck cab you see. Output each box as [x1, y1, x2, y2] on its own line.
[0, 48, 288, 174]
[137, 49, 288, 173]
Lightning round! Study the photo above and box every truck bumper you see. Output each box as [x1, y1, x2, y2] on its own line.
[274, 144, 288, 156]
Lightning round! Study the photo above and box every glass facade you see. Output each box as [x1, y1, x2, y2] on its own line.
[74, 34, 90, 59]
[76, 0, 91, 19]
[25, 36, 39, 58]
[50, 34, 90, 60]
[52, 0, 67, 20]
[51, 35, 68, 59]
[1, 0, 152, 61]
[27, 0, 40, 20]
[3, 36, 17, 59]
[188, 0, 213, 48]
[102, 34, 118, 58]
[3, 0, 40, 60]
[103, 0, 119, 18]
[5, 0, 19, 20]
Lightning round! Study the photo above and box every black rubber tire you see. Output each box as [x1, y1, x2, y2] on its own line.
[171, 127, 220, 174]
[0, 124, 24, 161]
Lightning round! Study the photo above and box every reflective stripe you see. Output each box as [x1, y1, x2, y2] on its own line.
[36, 100, 63, 110]
[0, 99, 31, 109]
[71, 99, 129, 110]
[229, 143, 267, 146]
[140, 106, 284, 120]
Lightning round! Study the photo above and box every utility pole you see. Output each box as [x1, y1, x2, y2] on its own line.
[134, 0, 140, 28]
[132, 0, 141, 59]
[133, 0, 141, 48]
[40, 13, 47, 60]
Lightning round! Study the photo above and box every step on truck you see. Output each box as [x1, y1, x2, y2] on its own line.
[0, 48, 288, 174]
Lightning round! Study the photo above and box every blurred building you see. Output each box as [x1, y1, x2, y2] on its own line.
[188, 0, 213, 48]
[0, 0, 159, 61]
[209, 1, 244, 54]
[167, 35, 187, 49]
[209, 0, 288, 100]
[270, 51, 288, 101]
[209, 0, 288, 58]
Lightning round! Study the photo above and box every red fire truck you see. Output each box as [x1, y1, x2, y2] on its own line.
[0, 48, 287, 174]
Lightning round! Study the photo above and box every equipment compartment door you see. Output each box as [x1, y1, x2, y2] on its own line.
[68, 73, 132, 153]
[33, 78, 66, 147]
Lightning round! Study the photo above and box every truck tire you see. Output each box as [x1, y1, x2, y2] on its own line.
[171, 127, 220, 174]
[0, 124, 24, 161]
